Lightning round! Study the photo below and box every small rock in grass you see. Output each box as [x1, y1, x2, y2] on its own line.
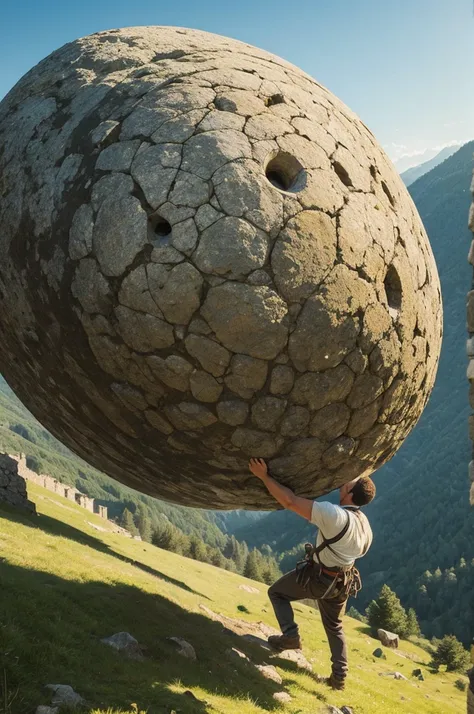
[227, 647, 250, 662]
[239, 584, 259, 594]
[45, 684, 85, 708]
[377, 628, 399, 648]
[273, 691, 292, 703]
[184, 690, 202, 701]
[168, 636, 197, 660]
[36, 707, 59, 714]
[255, 664, 282, 684]
[379, 671, 408, 680]
[101, 631, 144, 660]
[270, 647, 312, 671]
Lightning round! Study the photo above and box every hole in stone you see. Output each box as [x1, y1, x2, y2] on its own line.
[148, 215, 172, 245]
[153, 216, 172, 237]
[370, 165, 377, 180]
[213, 96, 237, 113]
[264, 152, 305, 192]
[332, 161, 353, 187]
[265, 94, 285, 107]
[381, 181, 395, 207]
[384, 265, 402, 317]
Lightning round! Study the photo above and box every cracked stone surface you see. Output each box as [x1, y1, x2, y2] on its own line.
[0, 26, 442, 509]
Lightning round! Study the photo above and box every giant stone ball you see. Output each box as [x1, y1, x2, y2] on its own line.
[0, 27, 442, 509]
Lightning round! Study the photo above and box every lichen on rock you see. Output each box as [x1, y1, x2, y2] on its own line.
[0, 26, 442, 509]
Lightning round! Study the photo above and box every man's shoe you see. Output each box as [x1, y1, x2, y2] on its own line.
[267, 634, 302, 651]
[324, 673, 345, 690]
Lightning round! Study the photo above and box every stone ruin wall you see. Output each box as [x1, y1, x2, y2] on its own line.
[0, 453, 36, 513]
[2, 453, 107, 519]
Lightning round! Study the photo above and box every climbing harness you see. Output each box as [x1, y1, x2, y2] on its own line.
[295, 506, 365, 600]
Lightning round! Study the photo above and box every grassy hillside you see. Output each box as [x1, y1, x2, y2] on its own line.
[0, 482, 467, 714]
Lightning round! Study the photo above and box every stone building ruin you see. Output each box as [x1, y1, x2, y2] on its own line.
[0, 453, 107, 520]
[0, 454, 36, 513]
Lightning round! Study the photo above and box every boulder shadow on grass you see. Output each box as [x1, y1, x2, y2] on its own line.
[0, 556, 287, 713]
[0, 504, 210, 599]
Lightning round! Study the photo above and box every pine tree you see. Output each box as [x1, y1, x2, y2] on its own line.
[406, 608, 422, 637]
[152, 523, 180, 551]
[223, 535, 236, 560]
[366, 584, 409, 637]
[347, 606, 367, 623]
[236, 541, 249, 574]
[134, 505, 152, 542]
[176, 532, 191, 557]
[188, 535, 209, 563]
[244, 550, 263, 581]
[432, 635, 471, 672]
[120, 508, 139, 536]
[260, 554, 281, 586]
[209, 548, 225, 568]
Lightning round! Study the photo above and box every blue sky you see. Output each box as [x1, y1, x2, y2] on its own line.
[1, 0, 473, 169]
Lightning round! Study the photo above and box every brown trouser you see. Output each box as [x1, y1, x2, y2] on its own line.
[268, 567, 349, 680]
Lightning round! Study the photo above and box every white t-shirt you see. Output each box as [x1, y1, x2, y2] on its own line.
[310, 501, 373, 568]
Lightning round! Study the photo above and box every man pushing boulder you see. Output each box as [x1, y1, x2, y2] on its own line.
[249, 457, 375, 691]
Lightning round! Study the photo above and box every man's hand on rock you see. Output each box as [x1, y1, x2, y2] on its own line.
[249, 458, 269, 480]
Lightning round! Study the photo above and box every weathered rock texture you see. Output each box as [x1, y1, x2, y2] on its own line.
[377, 628, 399, 648]
[0, 454, 36, 513]
[0, 27, 442, 509]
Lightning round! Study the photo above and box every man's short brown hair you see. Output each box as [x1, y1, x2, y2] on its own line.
[351, 477, 376, 506]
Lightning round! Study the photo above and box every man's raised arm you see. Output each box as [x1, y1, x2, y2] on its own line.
[249, 458, 313, 520]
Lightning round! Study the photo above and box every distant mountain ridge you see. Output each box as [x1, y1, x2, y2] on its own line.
[400, 145, 460, 186]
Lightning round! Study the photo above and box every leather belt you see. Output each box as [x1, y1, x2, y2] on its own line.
[321, 567, 342, 578]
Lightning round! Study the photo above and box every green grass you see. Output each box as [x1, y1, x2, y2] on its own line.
[0, 483, 467, 714]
